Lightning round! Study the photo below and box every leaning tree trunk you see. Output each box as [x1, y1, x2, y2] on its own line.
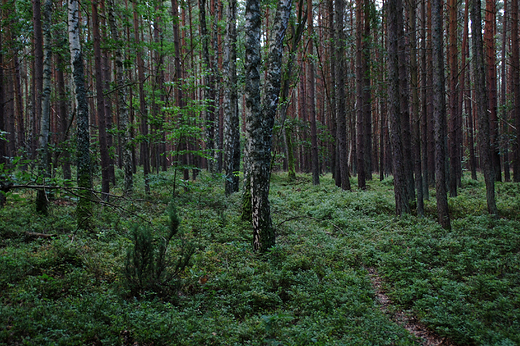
[432, 0, 450, 229]
[471, 0, 498, 216]
[68, 0, 92, 228]
[223, 0, 240, 195]
[246, 0, 293, 252]
[36, 0, 53, 214]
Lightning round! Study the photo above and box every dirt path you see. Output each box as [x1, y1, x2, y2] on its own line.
[367, 267, 458, 346]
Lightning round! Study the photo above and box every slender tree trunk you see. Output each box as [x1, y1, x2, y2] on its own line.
[512, 0, 520, 181]
[307, 0, 319, 185]
[363, 0, 372, 180]
[56, 47, 71, 181]
[409, 0, 424, 216]
[501, 0, 510, 182]
[459, 0, 470, 181]
[36, 0, 53, 214]
[485, 0, 501, 182]
[223, 0, 240, 195]
[471, 0, 498, 216]
[420, 0, 429, 199]
[93, 0, 110, 199]
[32, 0, 44, 160]
[356, 0, 366, 190]
[335, 0, 351, 190]
[0, 26, 5, 207]
[68, 0, 92, 228]
[108, 0, 133, 194]
[447, 0, 459, 196]
[388, 0, 410, 215]
[432, 0, 450, 228]
[200, 0, 217, 173]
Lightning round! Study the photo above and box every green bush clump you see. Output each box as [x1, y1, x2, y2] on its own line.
[123, 203, 194, 299]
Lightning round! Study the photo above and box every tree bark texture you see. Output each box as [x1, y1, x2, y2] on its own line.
[246, 0, 292, 252]
[387, 0, 410, 215]
[471, 0, 498, 216]
[307, 0, 319, 186]
[223, 0, 240, 195]
[68, 0, 93, 228]
[512, 0, 520, 182]
[432, 0, 450, 229]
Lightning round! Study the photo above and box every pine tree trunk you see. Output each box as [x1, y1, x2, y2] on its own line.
[501, 0, 510, 182]
[471, 0, 498, 216]
[68, 0, 92, 228]
[356, 0, 366, 190]
[448, 0, 459, 196]
[0, 28, 5, 207]
[307, 0, 319, 186]
[93, 0, 110, 200]
[108, 0, 133, 194]
[485, 0, 501, 182]
[31, 0, 43, 160]
[512, 0, 520, 182]
[388, 0, 410, 215]
[335, 0, 351, 190]
[409, 0, 424, 216]
[432, 0, 450, 229]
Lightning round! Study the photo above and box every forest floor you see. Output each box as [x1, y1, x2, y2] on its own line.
[0, 170, 519, 345]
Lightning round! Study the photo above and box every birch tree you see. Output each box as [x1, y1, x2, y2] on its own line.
[245, 0, 293, 252]
[68, 0, 92, 228]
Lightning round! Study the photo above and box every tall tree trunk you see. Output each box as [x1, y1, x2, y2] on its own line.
[485, 0, 501, 182]
[512, 0, 520, 182]
[108, 0, 132, 194]
[447, 0, 459, 196]
[471, 0, 498, 216]
[36, 0, 53, 214]
[432, 0, 450, 228]
[501, 0, 510, 182]
[200, 0, 217, 173]
[307, 0, 319, 185]
[335, 0, 351, 190]
[356, 0, 366, 190]
[363, 0, 372, 180]
[31, 0, 44, 160]
[223, 0, 240, 195]
[246, 0, 293, 252]
[420, 0, 429, 199]
[388, 0, 410, 215]
[56, 45, 71, 182]
[409, 0, 424, 216]
[93, 0, 110, 199]
[0, 24, 5, 207]
[68, 0, 92, 228]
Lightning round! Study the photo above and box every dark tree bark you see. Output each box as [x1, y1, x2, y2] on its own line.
[388, 0, 410, 215]
[200, 0, 218, 173]
[471, 0, 498, 216]
[68, 0, 92, 228]
[245, 0, 293, 252]
[31, 0, 44, 160]
[223, 0, 240, 195]
[485, 0, 501, 182]
[307, 0, 319, 186]
[335, 0, 351, 191]
[356, 0, 366, 190]
[420, 0, 429, 200]
[92, 0, 110, 199]
[36, 0, 52, 214]
[501, 0, 510, 182]
[409, 0, 424, 216]
[432, 0, 450, 228]
[447, 0, 459, 196]
[0, 27, 5, 207]
[108, 0, 132, 194]
[512, 0, 520, 182]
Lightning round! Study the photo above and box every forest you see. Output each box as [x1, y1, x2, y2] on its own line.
[0, 0, 519, 343]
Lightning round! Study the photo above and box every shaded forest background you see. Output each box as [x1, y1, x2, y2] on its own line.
[0, 0, 519, 232]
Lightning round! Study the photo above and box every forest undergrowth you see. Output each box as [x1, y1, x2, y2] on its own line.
[0, 169, 519, 345]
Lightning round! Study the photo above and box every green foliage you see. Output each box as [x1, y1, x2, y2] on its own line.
[123, 203, 194, 299]
[1, 171, 519, 345]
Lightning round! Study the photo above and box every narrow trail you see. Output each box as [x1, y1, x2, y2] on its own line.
[367, 267, 458, 346]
